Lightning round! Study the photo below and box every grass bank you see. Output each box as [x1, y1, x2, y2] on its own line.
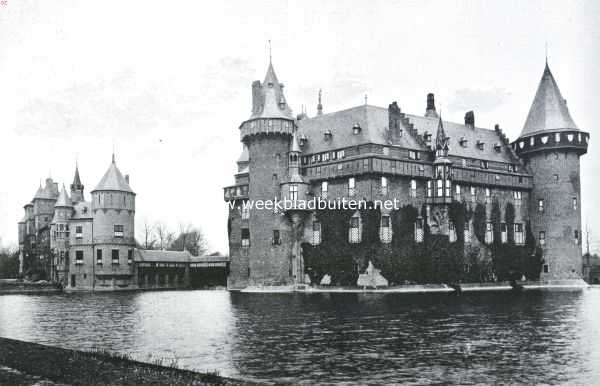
[0, 337, 256, 386]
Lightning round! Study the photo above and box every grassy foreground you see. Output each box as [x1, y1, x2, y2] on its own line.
[0, 337, 256, 386]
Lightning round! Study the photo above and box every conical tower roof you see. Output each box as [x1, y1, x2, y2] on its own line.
[92, 156, 134, 193]
[435, 116, 449, 150]
[519, 63, 579, 138]
[249, 62, 293, 120]
[55, 185, 73, 207]
[291, 131, 302, 153]
[237, 145, 249, 163]
[72, 164, 83, 187]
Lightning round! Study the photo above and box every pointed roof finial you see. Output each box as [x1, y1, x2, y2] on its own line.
[112, 140, 116, 164]
[317, 89, 323, 115]
[268, 39, 272, 64]
[545, 41, 548, 65]
[364, 94, 368, 105]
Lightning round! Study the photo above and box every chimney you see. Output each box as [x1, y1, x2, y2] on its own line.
[464, 111, 475, 127]
[125, 175, 130, 184]
[425, 93, 438, 118]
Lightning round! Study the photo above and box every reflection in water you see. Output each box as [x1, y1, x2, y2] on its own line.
[1, 290, 599, 384]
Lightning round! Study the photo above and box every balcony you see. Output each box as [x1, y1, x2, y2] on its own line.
[223, 184, 249, 201]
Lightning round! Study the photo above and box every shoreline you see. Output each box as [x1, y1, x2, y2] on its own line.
[237, 279, 590, 293]
[0, 337, 255, 386]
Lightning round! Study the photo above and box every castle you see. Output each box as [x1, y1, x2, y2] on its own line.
[223, 59, 589, 289]
[17, 156, 137, 290]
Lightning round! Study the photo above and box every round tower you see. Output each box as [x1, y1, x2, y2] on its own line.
[238, 60, 296, 286]
[512, 62, 589, 280]
[91, 155, 136, 286]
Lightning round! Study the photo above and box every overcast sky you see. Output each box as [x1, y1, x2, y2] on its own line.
[1, 0, 599, 253]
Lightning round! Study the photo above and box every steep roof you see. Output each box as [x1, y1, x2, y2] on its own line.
[54, 185, 73, 207]
[406, 114, 517, 163]
[72, 164, 83, 187]
[71, 201, 92, 220]
[297, 105, 427, 154]
[92, 158, 134, 193]
[33, 183, 58, 201]
[249, 62, 293, 120]
[519, 63, 579, 137]
[297, 104, 516, 164]
[237, 145, 249, 163]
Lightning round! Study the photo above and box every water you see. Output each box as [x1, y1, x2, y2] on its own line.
[1, 289, 599, 385]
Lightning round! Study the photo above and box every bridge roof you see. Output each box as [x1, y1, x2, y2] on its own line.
[135, 249, 193, 263]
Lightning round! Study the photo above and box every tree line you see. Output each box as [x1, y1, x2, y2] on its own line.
[137, 220, 208, 257]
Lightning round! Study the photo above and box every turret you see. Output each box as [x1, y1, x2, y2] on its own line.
[231, 59, 298, 287]
[51, 185, 73, 283]
[90, 154, 136, 279]
[425, 93, 438, 118]
[512, 62, 589, 280]
[70, 163, 84, 203]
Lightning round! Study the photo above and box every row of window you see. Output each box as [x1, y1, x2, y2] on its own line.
[537, 198, 578, 213]
[516, 132, 587, 150]
[74, 249, 133, 265]
[54, 225, 126, 240]
[238, 219, 529, 247]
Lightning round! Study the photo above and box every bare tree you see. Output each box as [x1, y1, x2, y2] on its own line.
[170, 225, 207, 256]
[154, 221, 171, 250]
[138, 219, 157, 250]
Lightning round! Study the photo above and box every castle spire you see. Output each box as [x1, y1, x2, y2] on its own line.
[519, 61, 578, 138]
[317, 89, 323, 116]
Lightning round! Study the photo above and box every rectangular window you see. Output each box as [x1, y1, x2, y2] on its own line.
[485, 188, 491, 203]
[128, 249, 133, 264]
[573, 197, 577, 210]
[111, 249, 119, 265]
[312, 221, 321, 245]
[455, 184, 461, 201]
[272, 230, 281, 245]
[538, 199, 545, 213]
[337, 150, 345, 159]
[514, 223, 524, 245]
[75, 225, 83, 239]
[96, 249, 102, 265]
[449, 222, 457, 243]
[513, 190, 522, 203]
[427, 180, 433, 197]
[437, 179, 443, 197]
[464, 222, 472, 244]
[290, 184, 298, 201]
[241, 204, 250, 220]
[415, 219, 424, 243]
[470, 186, 476, 202]
[445, 179, 451, 198]
[501, 223, 508, 243]
[348, 178, 356, 197]
[381, 176, 388, 196]
[543, 264, 549, 273]
[380, 215, 392, 243]
[114, 225, 124, 238]
[410, 179, 417, 198]
[539, 231, 546, 246]
[485, 223, 493, 244]
[321, 181, 328, 199]
[574, 230, 579, 244]
[75, 250, 84, 265]
[241, 228, 250, 248]
[480, 160, 488, 169]
[349, 217, 361, 244]
[409, 150, 416, 160]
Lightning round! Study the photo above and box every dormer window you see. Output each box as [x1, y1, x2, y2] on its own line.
[459, 137, 468, 147]
[352, 123, 361, 135]
[300, 134, 307, 146]
[494, 143, 502, 152]
[423, 132, 432, 142]
[477, 140, 485, 150]
[324, 129, 332, 140]
[480, 160, 488, 169]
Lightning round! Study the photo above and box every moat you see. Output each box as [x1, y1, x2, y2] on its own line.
[1, 289, 599, 385]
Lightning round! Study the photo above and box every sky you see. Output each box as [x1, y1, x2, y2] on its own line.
[0, 0, 599, 253]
